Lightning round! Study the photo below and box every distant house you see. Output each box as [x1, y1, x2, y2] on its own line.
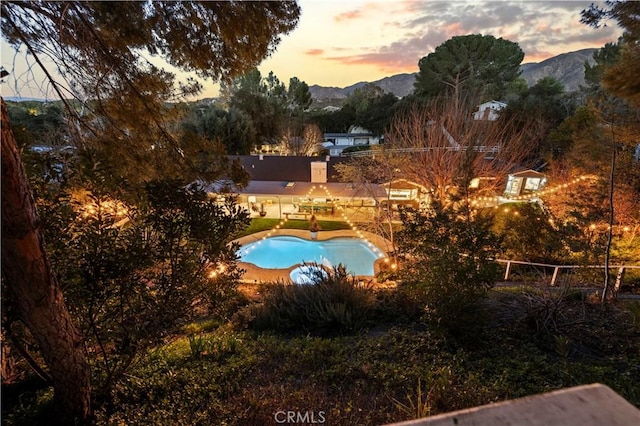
[504, 170, 547, 197]
[380, 179, 428, 209]
[473, 101, 507, 121]
[322, 125, 380, 156]
[322, 105, 340, 112]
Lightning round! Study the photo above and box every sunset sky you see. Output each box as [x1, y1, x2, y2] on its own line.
[0, 0, 623, 100]
[259, 0, 622, 91]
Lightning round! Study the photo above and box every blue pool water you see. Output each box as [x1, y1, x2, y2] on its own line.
[237, 236, 382, 276]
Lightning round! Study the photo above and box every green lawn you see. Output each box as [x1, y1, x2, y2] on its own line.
[236, 217, 352, 237]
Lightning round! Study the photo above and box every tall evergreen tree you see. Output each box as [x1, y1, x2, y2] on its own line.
[1, 1, 300, 422]
[414, 34, 524, 105]
[582, 1, 640, 107]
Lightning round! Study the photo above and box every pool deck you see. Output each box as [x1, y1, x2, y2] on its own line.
[233, 229, 393, 283]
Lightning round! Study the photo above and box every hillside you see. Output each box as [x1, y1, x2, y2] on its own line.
[520, 48, 596, 91]
[309, 48, 597, 101]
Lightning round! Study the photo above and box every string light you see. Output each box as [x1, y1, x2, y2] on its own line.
[317, 184, 390, 263]
[467, 175, 598, 205]
[241, 185, 404, 270]
[476, 203, 633, 234]
[208, 262, 227, 279]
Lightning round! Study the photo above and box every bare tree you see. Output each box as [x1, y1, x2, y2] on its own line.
[336, 100, 536, 263]
[303, 123, 324, 150]
[279, 123, 320, 156]
[335, 154, 401, 264]
[384, 100, 536, 207]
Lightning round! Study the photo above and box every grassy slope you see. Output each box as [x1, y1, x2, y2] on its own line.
[4, 294, 639, 425]
[88, 295, 639, 425]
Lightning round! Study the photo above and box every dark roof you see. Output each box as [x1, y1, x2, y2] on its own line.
[229, 155, 350, 182]
[324, 133, 374, 137]
[510, 169, 546, 178]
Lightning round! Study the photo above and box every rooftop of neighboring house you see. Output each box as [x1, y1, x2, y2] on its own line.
[477, 100, 508, 109]
[229, 155, 350, 182]
[324, 125, 377, 139]
[510, 169, 546, 178]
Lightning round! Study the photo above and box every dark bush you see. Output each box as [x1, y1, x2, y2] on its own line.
[397, 205, 500, 337]
[245, 265, 375, 335]
[490, 203, 568, 263]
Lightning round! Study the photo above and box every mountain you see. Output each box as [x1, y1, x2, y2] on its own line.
[309, 49, 598, 102]
[520, 48, 596, 92]
[309, 73, 417, 102]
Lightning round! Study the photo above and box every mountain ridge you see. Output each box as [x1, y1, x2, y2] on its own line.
[309, 48, 597, 102]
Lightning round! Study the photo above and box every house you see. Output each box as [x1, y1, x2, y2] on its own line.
[203, 156, 434, 218]
[473, 101, 507, 121]
[322, 125, 380, 156]
[503, 170, 547, 197]
[322, 105, 340, 112]
[203, 156, 539, 218]
[204, 155, 386, 217]
[380, 179, 428, 209]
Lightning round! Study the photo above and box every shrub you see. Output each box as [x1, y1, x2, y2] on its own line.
[490, 203, 568, 263]
[245, 265, 375, 335]
[397, 205, 500, 336]
[372, 287, 425, 324]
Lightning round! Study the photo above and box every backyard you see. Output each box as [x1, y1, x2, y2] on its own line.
[4, 285, 639, 425]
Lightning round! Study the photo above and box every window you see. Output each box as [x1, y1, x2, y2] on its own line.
[506, 176, 522, 195]
[524, 178, 540, 191]
[389, 189, 413, 200]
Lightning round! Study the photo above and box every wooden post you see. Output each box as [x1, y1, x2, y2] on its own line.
[614, 267, 625, 292]
[551, 267, 560, 286]
[504, 261, 512, 281]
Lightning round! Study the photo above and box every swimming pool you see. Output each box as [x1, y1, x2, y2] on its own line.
[237, 236, 383, 276]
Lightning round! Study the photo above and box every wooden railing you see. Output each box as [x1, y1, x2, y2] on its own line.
[343, 145, 500, 158]
[496, 259, 640, 291]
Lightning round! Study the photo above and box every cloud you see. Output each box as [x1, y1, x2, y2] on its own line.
[304, 1, 622, 78]
[333, 2, 387, 23]
[324, 51, 418, 74]
[334, 9, 363, 22]
[410, 2, 616, 62]
[305, 49, 325, 56]
[323, 30, 444, 73]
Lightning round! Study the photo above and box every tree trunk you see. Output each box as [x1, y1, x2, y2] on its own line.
[601, 105, 617, 303]
[1, 98, 91, 423]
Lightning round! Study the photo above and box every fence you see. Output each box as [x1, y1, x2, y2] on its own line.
[343, 145, 500, 158]
[496, 259, 640, 291]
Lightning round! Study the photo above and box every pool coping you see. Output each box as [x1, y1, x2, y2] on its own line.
[232, 229, 393, 283]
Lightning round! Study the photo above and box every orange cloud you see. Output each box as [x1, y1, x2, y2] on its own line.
[305, 49, 325, 56]
[334, 10, 362, 22]
[325, 53, 417, 74]
[396, 0, 424, 14]
[333, 2, 389, 23]
[442, 22, 464, 37]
